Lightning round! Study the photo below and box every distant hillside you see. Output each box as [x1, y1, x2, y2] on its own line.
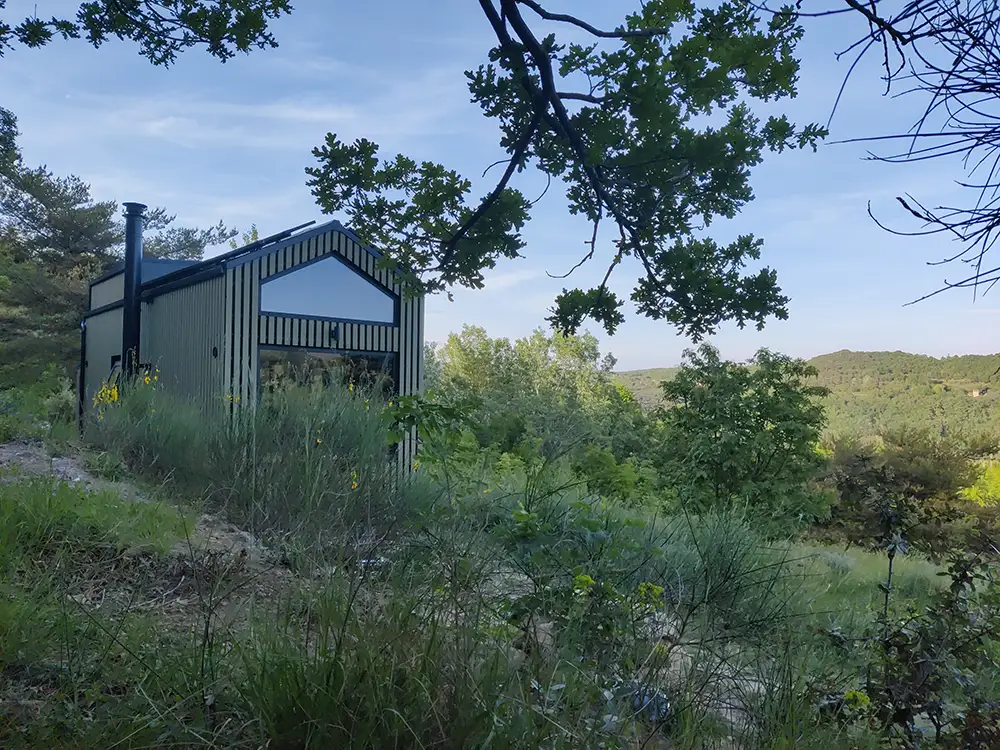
[614, 367, 679, 409]
[616, 350, 1000, 439]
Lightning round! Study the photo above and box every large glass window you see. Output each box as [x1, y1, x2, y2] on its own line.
[260, 348, 396, 397]
[260, 255, 396, 323]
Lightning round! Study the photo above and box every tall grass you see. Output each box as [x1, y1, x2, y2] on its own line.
[0, 475, 211, 748]
[1, 469, 825, 748]
[86, 378, 434, 566]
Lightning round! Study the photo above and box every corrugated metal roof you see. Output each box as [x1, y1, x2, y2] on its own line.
[140, 218, 348, 295]
[89, 218, 396, 298]
[89, 257, 198, 287]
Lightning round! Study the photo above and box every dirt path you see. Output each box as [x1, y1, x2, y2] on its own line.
[0, 440, 299, 624]
[1, 441, 270, 559]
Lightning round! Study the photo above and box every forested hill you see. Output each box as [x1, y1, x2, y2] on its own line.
[616, 350, 1000, 438]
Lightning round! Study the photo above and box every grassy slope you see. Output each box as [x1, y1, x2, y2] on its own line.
[5, 445, 934, 750]
[616, 350, 1000, 437]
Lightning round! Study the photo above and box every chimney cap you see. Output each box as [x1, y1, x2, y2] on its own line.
[123, 202, 147, 216]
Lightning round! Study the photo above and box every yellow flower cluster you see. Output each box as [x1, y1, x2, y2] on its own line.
[92, 367, 161, 421]
[93, 380, 119, 421]
[93, 381, 119, 407]
[351, 470, 358, 490]
[843, 689, 870, 710]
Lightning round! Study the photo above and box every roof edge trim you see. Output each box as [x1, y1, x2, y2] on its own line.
[139, 219, 323, 294]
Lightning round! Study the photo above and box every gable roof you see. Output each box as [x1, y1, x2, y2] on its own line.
[137, 218, 396, 300]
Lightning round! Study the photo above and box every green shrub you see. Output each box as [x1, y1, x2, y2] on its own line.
[656, 344, 831, 533]
[0, 366, 79, 445]
[821, 429, 977, 555]
[571, 444, 658, 508]
[962, 460, 1000, 507]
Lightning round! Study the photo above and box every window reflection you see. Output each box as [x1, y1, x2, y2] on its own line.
[261, 256, 396, 323]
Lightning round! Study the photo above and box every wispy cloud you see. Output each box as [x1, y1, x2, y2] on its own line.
[479, 268, 549, 291]
[12, 60, 477, 159]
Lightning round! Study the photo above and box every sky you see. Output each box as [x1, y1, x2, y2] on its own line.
[2, 1, 998, 371]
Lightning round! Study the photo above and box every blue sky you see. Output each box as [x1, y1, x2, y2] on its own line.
[2, 1, 997, 370]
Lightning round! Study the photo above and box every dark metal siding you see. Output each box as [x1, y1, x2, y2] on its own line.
[82, 307, 123, 406]
[141, 275, 227, 407]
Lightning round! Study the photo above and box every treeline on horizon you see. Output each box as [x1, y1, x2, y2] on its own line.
[617, 349, 1000, 445]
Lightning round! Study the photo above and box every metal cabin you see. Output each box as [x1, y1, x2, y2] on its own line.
[79, 202, 425, 471]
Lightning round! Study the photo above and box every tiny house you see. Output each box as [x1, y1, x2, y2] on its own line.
[79, 202, 424, 470]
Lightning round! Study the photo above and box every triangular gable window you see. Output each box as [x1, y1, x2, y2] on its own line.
[261, 254, 396, 324]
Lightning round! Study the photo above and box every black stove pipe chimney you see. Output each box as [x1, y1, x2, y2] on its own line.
[122, 201, 146, 379]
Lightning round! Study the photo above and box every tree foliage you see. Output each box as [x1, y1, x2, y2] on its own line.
[229, 224, 260, 250]
[0, 107, 237, 385]
[4, 1, 831, 338]
[307, 0, 827, 338]
[0, 0, 292, 65]
[811, 351, 1000, 448]
[620, 349, 1000, 450]
[656, 343, 830, 525]
[433, 324, 652, 462]
[821, 429, 978, 554]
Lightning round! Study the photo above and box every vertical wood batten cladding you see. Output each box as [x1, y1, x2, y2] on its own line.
[257, 316, 399, 352]
[396, 292, 424, 473]
[223, 226, 424, 470]
[142, 276, 226, 407]
[83, 307, 123, 404]
[90, 274, 124, 308]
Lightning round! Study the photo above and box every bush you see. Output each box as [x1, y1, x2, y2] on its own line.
[962, 460, 1000, 507]
[656, 344, 831, 532]
[820, 430, 978, 555]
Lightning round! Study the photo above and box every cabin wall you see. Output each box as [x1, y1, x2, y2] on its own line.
[396, 291, 424, 472]
[224, 229, 405, 401]
[90, 273, 124, 308]
[223, 227, 424, 470]
[83, 307, 123, 406]
[142, 275, 227, 408]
